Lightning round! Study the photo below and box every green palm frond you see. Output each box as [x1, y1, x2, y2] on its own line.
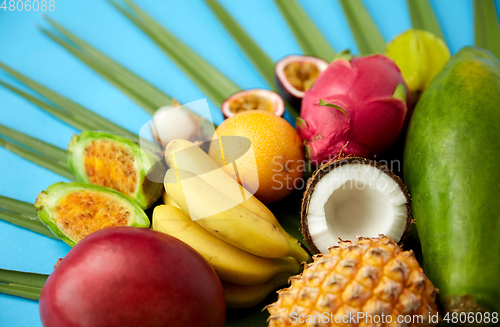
[0, 63, 139, 141]
[0, 137, 72, 180]
[0, 269, 49, 289]
[0, 195, 39, 216]
[41, 19, 217, 133]
[0, 124, 67, 162]
[274, 0, 335, 61]
[407, 0, 445, 39]
[0, 283, 43, 301]
[0, 269, 47, 301]
[475, 0, 500, 58]
[205, 0, 276, 89]
[40, 18, 173, 114]
[0, 124, 74, 181]
[339, 0, 386, 55]
[0, 195, 56, 239]
[203, 0, 298, 117]
[109, 0, 240, 108]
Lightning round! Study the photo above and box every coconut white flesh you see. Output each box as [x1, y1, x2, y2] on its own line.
[307, 163, 407, 254]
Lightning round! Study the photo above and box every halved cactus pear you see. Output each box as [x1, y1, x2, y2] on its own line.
[67, 131, 162, 209]
[35, 182, 150, 246]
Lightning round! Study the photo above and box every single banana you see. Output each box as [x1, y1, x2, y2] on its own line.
[162, 191, 179, 208]
[165, 139, 311, 263]
[164, 168, 290, 258]
[152, 205, 301, 285]
[222, 273, 292, 309]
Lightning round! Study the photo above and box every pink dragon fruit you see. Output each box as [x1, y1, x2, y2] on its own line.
[296, 54, 410, 163]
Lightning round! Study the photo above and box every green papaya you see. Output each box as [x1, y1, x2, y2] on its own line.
[404, 46, 500, 316]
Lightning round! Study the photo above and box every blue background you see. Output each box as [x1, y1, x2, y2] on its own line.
[0, 0, 493, 325]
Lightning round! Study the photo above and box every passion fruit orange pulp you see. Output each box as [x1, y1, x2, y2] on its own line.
[275, 55, 328, 109]
[221, 89, 284, 118]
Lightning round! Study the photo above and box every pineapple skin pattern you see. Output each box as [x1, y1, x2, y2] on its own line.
[267, 235, 439, 327]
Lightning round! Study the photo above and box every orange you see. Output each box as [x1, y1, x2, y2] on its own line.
[209, 110, 305, 204]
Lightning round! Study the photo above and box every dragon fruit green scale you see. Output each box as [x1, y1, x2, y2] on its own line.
[297, 54, 411, 163]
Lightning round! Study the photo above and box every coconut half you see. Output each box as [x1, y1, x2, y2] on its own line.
[301, 157, 411, 254]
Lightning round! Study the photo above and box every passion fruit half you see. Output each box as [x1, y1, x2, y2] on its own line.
[221, 89, 285, 118]
[275, 55, 328, 109]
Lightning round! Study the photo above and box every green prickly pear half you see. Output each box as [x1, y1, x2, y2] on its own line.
[296, 54, 411, 163]
[35, 182, 150, 246]
[386, 29, 450, 99]
[67, 131, 163, 209]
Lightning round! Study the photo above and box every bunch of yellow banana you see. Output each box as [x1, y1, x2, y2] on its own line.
[152, 139, 311, 309]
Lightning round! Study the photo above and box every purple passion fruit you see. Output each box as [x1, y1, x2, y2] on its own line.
[221, 89, 285, 118]
[275, 55, 328, 108]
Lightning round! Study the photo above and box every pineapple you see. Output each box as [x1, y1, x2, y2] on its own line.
[267, 235, 438, 327]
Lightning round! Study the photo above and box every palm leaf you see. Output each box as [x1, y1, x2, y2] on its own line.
[0, 136, 74, 181]
[0, 195, 38, 216]
[205, 0, 276, 89]
[0, 210, 56, 239]
[407, 0, 445, 39]
[0, 283, 43, 301]
[0, 80, 99, 133]
[0, 63, 139, 141]
[339, 0, 386, 55]
[0, 269, 49, 289]
[474, 0, 500, 59]
[0, 195, 56, 239]
[203, 0, 298, 117]
[274, 0, 335, 60]
[0, 124, 73, 180]
[0, 137, 72, 179]
[40, 18, 173, 114]
[42, 20, 217, 134]
[0, 269, 47, 301]
[0, 124, 67, 163]
[109, 0, 240, 108]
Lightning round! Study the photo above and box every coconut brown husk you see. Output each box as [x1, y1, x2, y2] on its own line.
[300, 156, 412, 254]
